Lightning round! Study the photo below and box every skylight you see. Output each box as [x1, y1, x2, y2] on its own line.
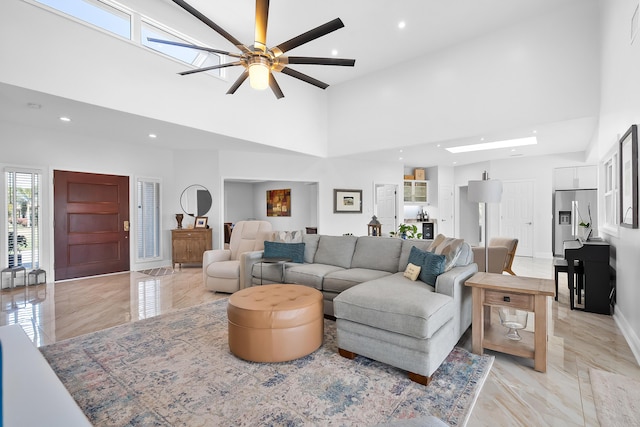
[446, 137, 537, 153]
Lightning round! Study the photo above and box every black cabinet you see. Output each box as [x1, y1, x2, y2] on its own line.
[422, 222, 434, 240]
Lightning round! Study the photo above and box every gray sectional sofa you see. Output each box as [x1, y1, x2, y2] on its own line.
[240, 234, 478, 385]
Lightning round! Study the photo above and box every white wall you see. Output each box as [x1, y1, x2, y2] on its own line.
[0, 0, 329, 156]
[223, 180, 318, 232]
[327, 1, 600, 156]
[251, 181, 317, 232]
[218, 151, 403, 237]
[224, 182, 255, 224]
[597, 0, 640, 363]
[0, 120, 176, 276]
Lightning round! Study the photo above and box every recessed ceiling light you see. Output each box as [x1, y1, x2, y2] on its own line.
[399, 157, 403, 161]
[331, 49, 338, 56]
[59, 116, 71, 122]
[399, 149, 403, 153]
[437, 144, 441, 148]
[398, 21, 406, 29]
[148, 133, 157, 139]
[532, 130, 537, 134]
[446, 136, 537, 153]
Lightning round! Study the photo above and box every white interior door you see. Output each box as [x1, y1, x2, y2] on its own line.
[375, 184, 397, 237]
[439, 184, 454, 236]
[500, 180, 534, 257]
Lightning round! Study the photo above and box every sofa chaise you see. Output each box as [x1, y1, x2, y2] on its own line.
[239, 233, 478, 385]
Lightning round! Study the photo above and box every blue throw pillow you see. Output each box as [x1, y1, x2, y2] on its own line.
[263, 241, 305, 263]
[408, 245, 428, 266]
[408, 246, 445, 286]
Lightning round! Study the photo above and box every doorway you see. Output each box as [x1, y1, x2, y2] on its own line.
[54, 170, 130, 280]
[500, 180, 534, 257]
[375, 183, 397, 237]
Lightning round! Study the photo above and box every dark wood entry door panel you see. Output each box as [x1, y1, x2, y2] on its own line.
[54, 170, 130, 280]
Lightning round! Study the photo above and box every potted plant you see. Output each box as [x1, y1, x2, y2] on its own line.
[390, 223, 422, 239]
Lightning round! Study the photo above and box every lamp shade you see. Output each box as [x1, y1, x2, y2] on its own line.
[468, 179, 503, 203]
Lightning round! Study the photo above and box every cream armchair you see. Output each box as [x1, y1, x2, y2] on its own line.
[203, 221, 272, 293]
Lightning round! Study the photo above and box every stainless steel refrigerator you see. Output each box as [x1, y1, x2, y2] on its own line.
[553, 189, 598, 256]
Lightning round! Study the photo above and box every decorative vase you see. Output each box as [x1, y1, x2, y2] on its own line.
[578, 225, 591, 242]
[498, 307, 528, 341]
[175, 213, 184, 229]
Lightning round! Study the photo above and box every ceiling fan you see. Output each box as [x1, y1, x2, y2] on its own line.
[148, 0, 356, 99]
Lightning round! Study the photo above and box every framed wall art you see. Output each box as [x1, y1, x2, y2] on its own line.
[195, 216, 208, 228]
[334, 189, 362, 213]
[267, 188, 291, 217]
[620, 124, 638, 228]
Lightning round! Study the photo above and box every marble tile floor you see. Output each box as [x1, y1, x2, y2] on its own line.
[1, 259, 637, 426]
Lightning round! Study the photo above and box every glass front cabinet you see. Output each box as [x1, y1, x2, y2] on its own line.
[403, 180, 428, 203]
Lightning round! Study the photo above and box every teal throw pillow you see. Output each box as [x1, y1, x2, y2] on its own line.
[408, 245, 428, 266]
[263, 241, 305, 263]
[408, 245, 445, 286]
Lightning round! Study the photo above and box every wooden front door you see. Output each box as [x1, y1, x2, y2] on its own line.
[54, 170, 130, 280]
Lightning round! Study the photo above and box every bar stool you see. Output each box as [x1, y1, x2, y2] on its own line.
[553, 258, 584, 303]
[1, 266, 27, 289]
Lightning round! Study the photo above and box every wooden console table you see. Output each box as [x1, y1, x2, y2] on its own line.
[465, 272, 555, 372]
[171, 228, 212, 269]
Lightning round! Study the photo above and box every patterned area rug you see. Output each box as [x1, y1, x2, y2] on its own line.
[40, 299, 493, 426]
[137, 267, 175, 277]
[590, 368, 640, 427]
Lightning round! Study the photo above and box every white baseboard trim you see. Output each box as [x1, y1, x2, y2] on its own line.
[534, 251, 554, 259]
[613, 307, 640, 366]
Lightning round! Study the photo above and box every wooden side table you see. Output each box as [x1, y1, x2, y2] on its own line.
[465, 272, 555, 372]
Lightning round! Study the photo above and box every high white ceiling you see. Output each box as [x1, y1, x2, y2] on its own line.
[0, 0, 596, 167]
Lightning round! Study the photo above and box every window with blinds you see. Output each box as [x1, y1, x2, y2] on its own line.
[136, 178, 161, 261]
[6, 170, 41, 269]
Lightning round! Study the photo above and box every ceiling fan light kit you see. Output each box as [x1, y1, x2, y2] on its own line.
[152, 0, 356, 99]
[248, 57, 270, 90]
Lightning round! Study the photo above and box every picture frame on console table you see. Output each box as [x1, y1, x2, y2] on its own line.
[334, 189, 362, 213]
[194, 216, 208, 228]
[620, 124, 638, 228]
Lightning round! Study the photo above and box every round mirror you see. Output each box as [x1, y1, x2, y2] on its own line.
[180, 184, 212, 217]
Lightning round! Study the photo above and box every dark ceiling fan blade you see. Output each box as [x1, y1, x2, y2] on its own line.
[280, 67, 329, 89]
[273, 18, 344, 56]
[284, 56, 355, 66]
[254, 0, 269, 52]
[147, 38, 243, 58]
[172, 0, 251, 54]
[269, 73, 284, 99]
[179, 61, 243, 76]
[227, 69, 249, 94]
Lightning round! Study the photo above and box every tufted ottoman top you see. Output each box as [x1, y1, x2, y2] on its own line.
[228, 284, 323, 329]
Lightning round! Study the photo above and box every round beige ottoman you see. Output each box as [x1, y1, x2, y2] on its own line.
[227, 284, 324, 362]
